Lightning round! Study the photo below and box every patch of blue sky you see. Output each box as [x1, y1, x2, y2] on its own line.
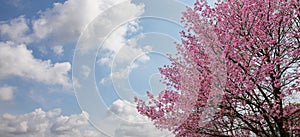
[0, 74, 81, 115]
[0, 0, 67, 20]
[128, 53, 170, 94]
[32, 42, 76, 63]
[138, 18, 184, 42]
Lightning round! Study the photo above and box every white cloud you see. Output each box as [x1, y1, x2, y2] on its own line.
[76, 1, 144, 55]
[102, 21, 139, 54]
[50, 111, 90, 136]
[0, 0, 146, 83]
[72, 77, 81, 89]
[99, 78, 106, 85]
[143, 45, 153, 52]
[112, 42, 150, 68]
[101, 32, 151, 80]
[104, 35, 151, 100]
[105, 99, 173, 137]
[0, 108, 102, 137]
[97, 57, 111, 66]
[97, 29, 147, 68]
[83, 130, 102, 137]
[0, 41, 71, 88]
[1, 0, 141, 48]
[99, 22, 145, 62]
[31, 0, 129, 45]
[51, 45, 64, 55]
[0, 101, 173, 137]
[0, 85, 15, 101]
[0, 16, 31, 43]
[81, 65, 91, 78]
[0, 108, 59, 137]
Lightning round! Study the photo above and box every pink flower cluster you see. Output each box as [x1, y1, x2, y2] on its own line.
[135, 0, 300, 136]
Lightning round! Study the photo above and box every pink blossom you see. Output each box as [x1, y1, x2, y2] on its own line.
[135, 0, 300, 136]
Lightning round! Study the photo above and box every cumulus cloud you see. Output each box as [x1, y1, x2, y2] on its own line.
[50, 111, 90, 136]
[1, 0, 139, 47]
[106, 100, 173, 137]
[63, 0, 146, 97]
[0, 85, 15, 101]
[99, 31, 151, 81]
[0, 108, 60, 137]
[30, 0, 130, 46]
[0, 0, 146, 87]
[0, 16, 31, 43]
[0, 1, 146, 88]
[0, 100, 173, 137]
[0, 108, 102, 137]
[110, 43, 151, 80]
[76, 1, 144, 55]
[100, 21, 146, 63]
[0, 41, 71, 88]
[32, 0, 100, 42]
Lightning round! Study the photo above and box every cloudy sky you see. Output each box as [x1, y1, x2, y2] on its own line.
[0, 0, 217, 136]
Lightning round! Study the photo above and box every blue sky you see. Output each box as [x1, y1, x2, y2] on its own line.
[0, 0, 217, 136]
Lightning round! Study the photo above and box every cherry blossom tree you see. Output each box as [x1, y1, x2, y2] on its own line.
[135, 0, 300, 136]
